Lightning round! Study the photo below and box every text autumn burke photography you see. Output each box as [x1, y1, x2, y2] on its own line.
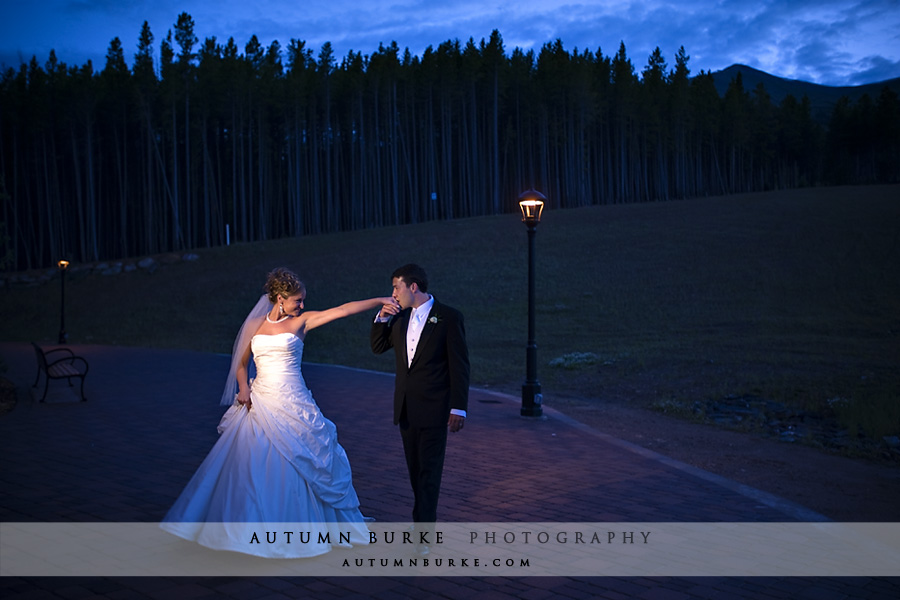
[247, 527, 653, 548]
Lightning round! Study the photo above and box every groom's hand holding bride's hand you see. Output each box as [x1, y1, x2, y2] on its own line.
[378, 298, 401, 319]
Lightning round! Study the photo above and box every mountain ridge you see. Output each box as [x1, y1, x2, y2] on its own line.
[707, 64, 900, 123]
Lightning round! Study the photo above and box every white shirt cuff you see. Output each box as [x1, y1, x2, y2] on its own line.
[450, 409, 466, 418]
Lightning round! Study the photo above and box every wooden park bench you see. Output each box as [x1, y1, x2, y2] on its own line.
[32, 342, 89, 402]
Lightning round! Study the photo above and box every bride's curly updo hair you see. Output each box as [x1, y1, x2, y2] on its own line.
[264, 268, 305, 303]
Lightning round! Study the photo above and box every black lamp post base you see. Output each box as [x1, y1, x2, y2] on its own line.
[521, 382, 543, 417]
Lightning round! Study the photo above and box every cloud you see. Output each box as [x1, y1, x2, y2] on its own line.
[702, 0, 900, 85]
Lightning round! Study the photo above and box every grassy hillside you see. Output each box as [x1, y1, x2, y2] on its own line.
[3, 185, 898, 441]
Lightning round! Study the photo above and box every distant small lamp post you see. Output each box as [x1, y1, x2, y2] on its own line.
[57, 260, 69, 344]
[518, 189, 546, 417]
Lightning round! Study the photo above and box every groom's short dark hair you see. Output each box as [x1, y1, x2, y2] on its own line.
[393, 264, 428, 293]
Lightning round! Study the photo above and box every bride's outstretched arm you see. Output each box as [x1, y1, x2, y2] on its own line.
[302, 297, 396, 332]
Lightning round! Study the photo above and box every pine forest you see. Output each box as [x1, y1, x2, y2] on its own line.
[2, 15, 898, 271]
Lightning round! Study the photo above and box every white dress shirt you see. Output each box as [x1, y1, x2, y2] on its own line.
[406, 296, 434, 367]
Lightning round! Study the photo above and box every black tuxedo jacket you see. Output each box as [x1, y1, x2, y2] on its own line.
[370, 300, 470, 428]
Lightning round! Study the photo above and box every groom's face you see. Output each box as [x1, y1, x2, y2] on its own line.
[391, 277, 415, 310]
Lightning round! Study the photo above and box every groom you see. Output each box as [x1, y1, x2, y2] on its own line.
[371, 264, 469, 549]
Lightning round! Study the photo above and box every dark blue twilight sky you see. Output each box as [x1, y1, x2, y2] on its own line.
[2, 0, 899, 87]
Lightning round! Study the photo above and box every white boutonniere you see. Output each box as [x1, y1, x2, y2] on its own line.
[428, 315, 440, 324]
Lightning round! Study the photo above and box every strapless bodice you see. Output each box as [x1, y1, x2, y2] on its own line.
[251, 333, 305, 388]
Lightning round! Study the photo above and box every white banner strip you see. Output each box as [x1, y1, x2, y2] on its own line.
[2, 522, 898, 577]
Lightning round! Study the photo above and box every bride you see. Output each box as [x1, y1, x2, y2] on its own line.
[161, 268, 396, 558]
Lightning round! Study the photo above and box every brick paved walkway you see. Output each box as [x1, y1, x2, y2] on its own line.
[1, 342, 896, 598]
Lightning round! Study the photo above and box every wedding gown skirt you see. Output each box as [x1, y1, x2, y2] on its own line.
[160, 333, 369, 558]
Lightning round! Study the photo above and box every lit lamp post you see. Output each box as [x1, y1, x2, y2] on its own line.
[518, 190, 545, 417]
[57, 260, 69, 344]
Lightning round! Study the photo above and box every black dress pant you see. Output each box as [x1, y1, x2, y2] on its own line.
[399, 416, 448, 527]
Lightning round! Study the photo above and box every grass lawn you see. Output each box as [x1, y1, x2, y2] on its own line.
[3, 184, 898, 445]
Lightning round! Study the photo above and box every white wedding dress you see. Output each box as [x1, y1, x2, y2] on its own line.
[160, 333, 370, 558]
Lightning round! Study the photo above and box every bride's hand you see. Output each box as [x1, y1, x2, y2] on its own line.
[237, 390, 252, 409]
